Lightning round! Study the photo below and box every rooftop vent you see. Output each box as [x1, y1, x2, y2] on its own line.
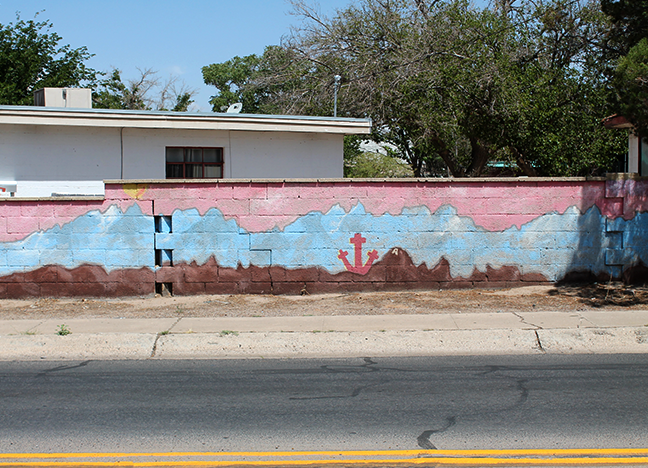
[34, 88, 92, 109]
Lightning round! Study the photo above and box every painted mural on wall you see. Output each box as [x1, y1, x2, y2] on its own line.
[0, 178, 646, 297]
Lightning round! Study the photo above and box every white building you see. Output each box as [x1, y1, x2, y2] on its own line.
[0, 88, 371, 197]
[603, 114, 647, 176]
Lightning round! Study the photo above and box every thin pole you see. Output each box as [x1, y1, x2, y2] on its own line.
[333, 75, 341, 117]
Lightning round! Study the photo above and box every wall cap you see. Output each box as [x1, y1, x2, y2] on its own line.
[104, 176, 611, 185]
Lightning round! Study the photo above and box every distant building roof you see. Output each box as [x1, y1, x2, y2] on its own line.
[602, 114, 634, 129]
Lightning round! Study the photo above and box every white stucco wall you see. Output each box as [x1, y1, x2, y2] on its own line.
[122, 128, 343, 179]
[121, 128, 232, 179]
[0, 123, 346, 196]
[0, 124, 122, 182]
[229, 131, 343, 179]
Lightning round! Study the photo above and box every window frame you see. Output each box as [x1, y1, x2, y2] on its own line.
[165, 147, 224, 179]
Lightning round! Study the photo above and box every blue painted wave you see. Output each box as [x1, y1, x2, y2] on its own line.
[0, 202, 646, 281]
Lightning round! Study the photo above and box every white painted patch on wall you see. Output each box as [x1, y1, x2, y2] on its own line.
[16, 181, 105, 198]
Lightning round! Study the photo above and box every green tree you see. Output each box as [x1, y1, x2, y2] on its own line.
[202, 45, 316, 114]
[601, 0, 648, 55]
[203, 0, 625, 177]
[611, 38, 648, 134]
[0, 14, 97, 105]
[346, 151, 415, 178]
[275, 0, 623, 177]
[202, 53, 262, 112]
[602, 0, 648, 134]
[494, 0, 627, 176]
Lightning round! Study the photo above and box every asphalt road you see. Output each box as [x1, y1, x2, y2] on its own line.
[1, 355, 647, 454]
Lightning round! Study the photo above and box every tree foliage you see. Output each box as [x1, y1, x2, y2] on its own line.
[203, 0, 626, 177]
[602, 0, 648, 135]
[346, 151, 415, 177]
[601, 0, 648, 55]
[201, 45, 316, 114]
[93, 68, 196, 111]
[0, 14, 97, 105]
[610, 38, 648, 135]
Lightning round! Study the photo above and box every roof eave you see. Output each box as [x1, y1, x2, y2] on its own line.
[0, 106, 372, 135]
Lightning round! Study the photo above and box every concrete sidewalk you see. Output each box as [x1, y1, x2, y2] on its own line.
[1, 310, 647, 360]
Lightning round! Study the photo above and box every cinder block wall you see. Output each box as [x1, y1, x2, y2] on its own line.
[0, 176, 646, 298]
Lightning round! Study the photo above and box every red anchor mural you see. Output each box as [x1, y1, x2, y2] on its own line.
[338, 233, 379, 275]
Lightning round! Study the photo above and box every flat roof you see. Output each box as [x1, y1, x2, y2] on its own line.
[0, 105, 372, 135]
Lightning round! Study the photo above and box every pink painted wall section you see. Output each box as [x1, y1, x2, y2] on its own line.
[0, 177, 644, 244]
[605, 177, 648, 219]
[119, 178, 631, 233]
[0, 191, 150, 243]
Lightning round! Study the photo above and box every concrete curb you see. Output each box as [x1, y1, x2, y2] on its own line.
[0, 333, 157, 360]
[153, 329, 542, 359]
[537, 327, 648, 354]
[1, 327, 647, 360]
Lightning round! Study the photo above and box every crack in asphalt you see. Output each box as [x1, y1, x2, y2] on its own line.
[416, 373, 531, 450]
[417, 416, 456, 449]
[318, 357, 380, 373]
[36, 360, 91, 377]
[516, 378, 529, 405]
[289, 358, 388, 400]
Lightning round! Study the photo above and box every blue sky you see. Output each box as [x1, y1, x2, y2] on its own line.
[0, 0, 354, 111]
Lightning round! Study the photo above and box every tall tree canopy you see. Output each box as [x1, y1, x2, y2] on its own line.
[602, 0, 648, 134]
[204, 0, 627, 177]
[0, 14, 97, 105]
[601, 0, 648, 55]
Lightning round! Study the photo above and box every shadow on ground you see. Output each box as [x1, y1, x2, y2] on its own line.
[550, 282, 648, 307]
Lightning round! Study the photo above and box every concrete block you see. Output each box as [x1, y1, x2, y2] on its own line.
[172, 212, 204, 232]
[605, 248, 637, 266]
[6, 282, 41, 298]
[230, 184, 267, 200]
[6, 217, 38, 235]
[154, 233, 176, 250]
[0, 205, 22, 218]
[72, 250, 106, 266]
[121, 233, 154, 249]
[6, 249, 40, 267]
[198, 214, 242, 234]
[211, 199, 250, 216]
[153, 199, 181, 216]
[112, 215, 154, 234]
[606, 217, 627, 232]
[137, 250, 156, 268]
[248, 250, 271, 265]
[20, 204, 55, 217]
[71, 233, 121, 250]
[105, 249, 142, 268]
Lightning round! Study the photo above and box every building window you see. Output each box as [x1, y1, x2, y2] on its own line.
[166, 147, 224, 179]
